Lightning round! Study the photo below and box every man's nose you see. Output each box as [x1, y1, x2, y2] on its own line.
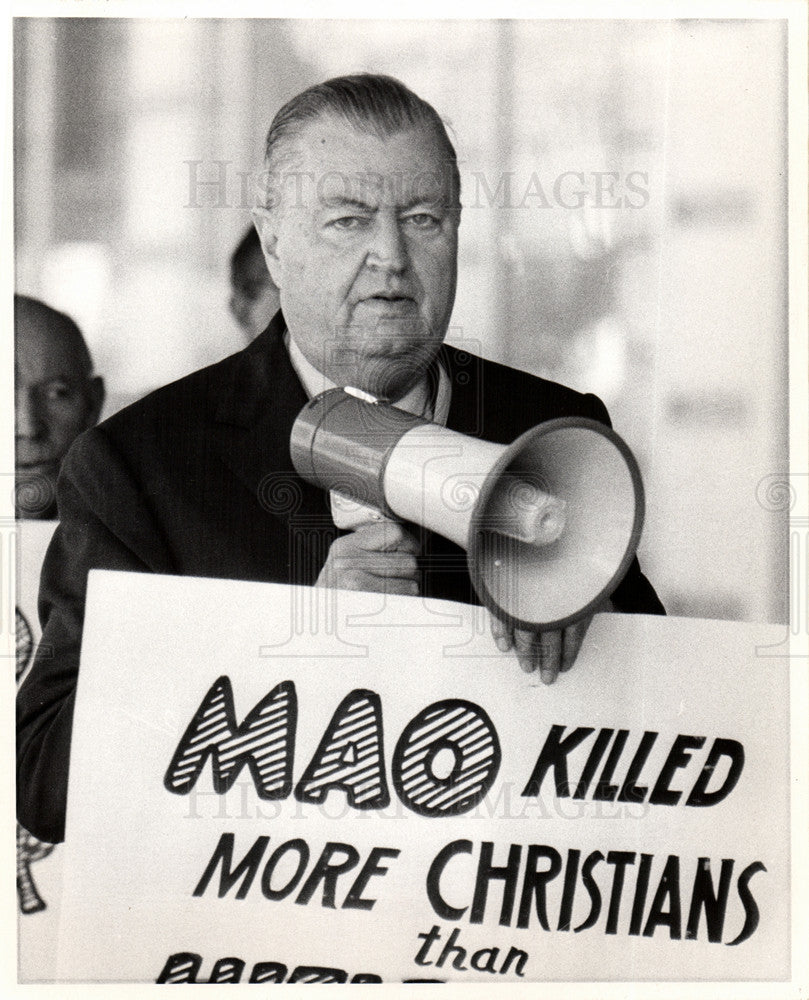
[15, 389, 44, 439]
[366, 216, 407, 272]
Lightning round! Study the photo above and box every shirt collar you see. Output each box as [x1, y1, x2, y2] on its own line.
[285, 331, 451, 427]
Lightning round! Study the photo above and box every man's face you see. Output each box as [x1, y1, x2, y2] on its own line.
[229, 249, 281, 342]
[15, 318, 104, 518]
[257, 117, 460, 400]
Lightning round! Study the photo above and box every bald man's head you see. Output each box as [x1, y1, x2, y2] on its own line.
[15, 295, 105, 519]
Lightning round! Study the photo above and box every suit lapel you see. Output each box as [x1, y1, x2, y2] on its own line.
[209, 314, 328, 527]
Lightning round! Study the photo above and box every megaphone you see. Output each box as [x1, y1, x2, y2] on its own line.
[290, 388, 644, 631]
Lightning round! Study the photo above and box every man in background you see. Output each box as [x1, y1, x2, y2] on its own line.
[14, 295, 105, 520]
[14, 294, 104, 918]
[228, 226, 281, 342]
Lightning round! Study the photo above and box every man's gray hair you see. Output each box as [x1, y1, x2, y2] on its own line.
[262, 73, 460, 204]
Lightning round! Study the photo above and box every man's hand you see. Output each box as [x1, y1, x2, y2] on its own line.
[316, 521, 420, 596]
[490, 600, 613, 685]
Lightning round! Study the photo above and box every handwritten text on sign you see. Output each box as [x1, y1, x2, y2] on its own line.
[57, 572, 789, 983]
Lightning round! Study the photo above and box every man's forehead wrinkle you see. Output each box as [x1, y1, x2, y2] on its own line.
[269, 114, 461, 215]
[317, 188, 453, 215]
[317, 193, 376, 211]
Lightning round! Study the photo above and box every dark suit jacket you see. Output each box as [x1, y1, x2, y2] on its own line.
[17, 312, 663, 842]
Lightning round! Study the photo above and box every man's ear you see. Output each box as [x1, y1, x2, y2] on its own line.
[85, 376, 105, 428]
[252, 206, 283, 289]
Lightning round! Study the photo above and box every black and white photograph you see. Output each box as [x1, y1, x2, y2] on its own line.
[7, 3, 808, 994]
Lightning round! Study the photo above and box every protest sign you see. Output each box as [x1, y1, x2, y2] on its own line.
[56, 569, 789, 984]
[14, 519, 64, 983]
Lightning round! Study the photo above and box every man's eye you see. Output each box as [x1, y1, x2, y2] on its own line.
[330, 216, 368, 231]
[406, 213, 440, 231]
[44, 383, 75, 402]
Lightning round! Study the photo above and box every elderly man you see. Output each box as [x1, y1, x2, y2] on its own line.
[17, 74, 663, 845]
[14, 295, 105, 520]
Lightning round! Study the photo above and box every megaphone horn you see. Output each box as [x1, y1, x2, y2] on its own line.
[290, 388, 645, 631]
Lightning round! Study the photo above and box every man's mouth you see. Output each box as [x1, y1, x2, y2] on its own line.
[358, 293, 417, 312]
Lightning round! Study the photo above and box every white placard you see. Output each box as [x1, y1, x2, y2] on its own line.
[57, 570, 789, 984]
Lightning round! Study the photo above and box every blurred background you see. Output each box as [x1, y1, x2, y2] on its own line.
[13, 17, 788, 624]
